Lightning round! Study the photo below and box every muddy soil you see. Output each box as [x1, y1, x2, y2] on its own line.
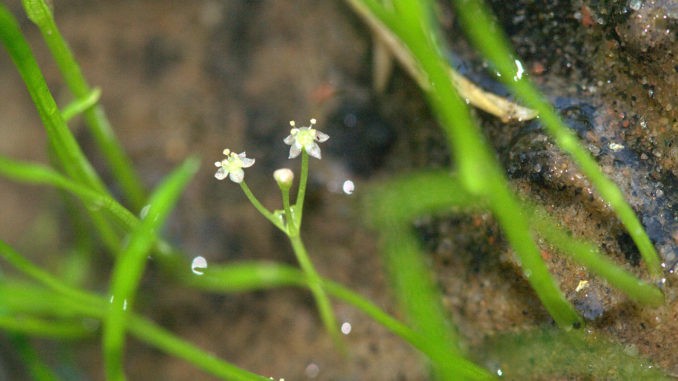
[0, 0, 675, 380]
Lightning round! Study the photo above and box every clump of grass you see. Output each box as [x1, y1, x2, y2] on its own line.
[0, 0, 667, 380]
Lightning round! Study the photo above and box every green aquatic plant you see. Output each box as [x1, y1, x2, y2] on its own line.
[0, 0, 669, 380]
[352, 0, 663, 327]
[212, 119, 342, 348]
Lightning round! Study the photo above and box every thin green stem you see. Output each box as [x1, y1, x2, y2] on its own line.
[0, 5, 124, 254]
[9, 334, 61, 381]
[0, 315, 90, 339]
[488, 183, 582, 328]
[280, 185, 297, 235]
[0, 155, 138, 230]
[239, 181, 286, 232]
[0, 241, 268, 381]
[529, 205, 664, 306]
[294, 152, 310, 227]
[453, 0, 661, 279]
[288, 234, 342, 349]
[187, 261, 494, 380]
[22, 0, 147, 210]
[355, 0, 581, 328]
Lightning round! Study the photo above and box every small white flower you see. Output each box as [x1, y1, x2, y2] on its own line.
[283, 118, 330, 159]
[214, 148, 255, 183]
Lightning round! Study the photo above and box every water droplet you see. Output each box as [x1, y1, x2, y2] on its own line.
[304, 362, 319, 378]
[342, 180, 355, 195]
[139, 204, 151, 219]
[513, 59, 525, 81]
[191, 256, 208, 275]
[341, 321, 352, 335]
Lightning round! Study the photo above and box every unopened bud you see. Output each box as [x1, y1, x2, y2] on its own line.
[273, 168, 294, 190]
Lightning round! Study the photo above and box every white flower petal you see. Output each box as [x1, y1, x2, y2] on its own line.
[214, 167, 228, 180]
[315, 131, 330, 142]
[241, 157, 255, 168]
[283, 134, 295, 145]
[289, 145, 301, 159]
[229, 168, 245, 183]
[306, 142, 322, 159]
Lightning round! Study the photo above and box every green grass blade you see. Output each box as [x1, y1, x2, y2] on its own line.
[61, 87, 100, 122]
[21, 0, 147, 210]
[187, 261, 494, 380]
[103, 157, 199, 381]
[380, 223, 494, 380]
[8, 334, 62, 381]
[0, 4, 104, 192]
[452, 0, 661, 278]
[365, 171, 482, 226]
[0, 314, 91, 339]
[0, 155, 138, 230]
[367, 171, 662, 307]
[0, 5, 123, 253]
[351, 0, 581, 329]
[529, 205, 664, 306]
[126, 315, 270, 381]
[488, 184, 582, 327]
[0, 242, 269, 381]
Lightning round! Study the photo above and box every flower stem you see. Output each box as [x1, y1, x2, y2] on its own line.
[280, 185, 297, 236]
[239, 181, 285, 232]
[294, 152, 310, 228]
[288, 234, 343, 349]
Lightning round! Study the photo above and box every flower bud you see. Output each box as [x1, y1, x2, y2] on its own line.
[273, 168, 294, 190]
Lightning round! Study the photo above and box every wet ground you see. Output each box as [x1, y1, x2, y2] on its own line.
[0, 0, 676, 379]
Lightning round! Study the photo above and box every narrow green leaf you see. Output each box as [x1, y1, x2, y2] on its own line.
[103, 157, 199, 381]
[188, 261, 494, 380]
[21, 0, 147, 209]
[0, 314, 91, 339]
[0, 242, 268, 381]
[61, 87, 101, 122]
[453, 0, 661, 278]
[0, 155, 138, 230]
[0, 4, 103, 192]
[9, 334, 62, 381]
[529, 205, 664, 306]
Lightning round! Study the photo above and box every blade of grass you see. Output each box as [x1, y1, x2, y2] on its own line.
[381, 223, 494, 380]
[0, 155, 138, 230]
[22, 0, 147, 210]
[0, 242, 270, 381]
[61, 87, 100, 122]
[0, 315, 91, 339]
[353, 0, 582, 328]
[0, 5, 123, 253]
[528, 205, 664, 306]
[8, 334, 61, 381]
[0, 5, 103, 192]
[365, 171, 483, 226]
[452, 0, 661, 279]
[186, 261, 494, 380]
[0, 154, 206, 294]
[103, 156, 199, 381]
[368, 171, 663, 306]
